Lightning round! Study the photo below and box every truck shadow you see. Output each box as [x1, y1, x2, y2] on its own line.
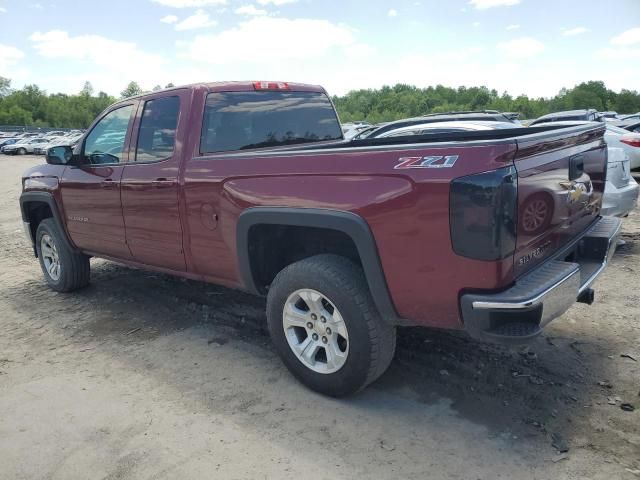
[5, 256, 621, 453]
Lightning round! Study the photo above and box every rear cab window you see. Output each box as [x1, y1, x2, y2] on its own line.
[200, 90, 342, 154]
[135, 96, 180, 162]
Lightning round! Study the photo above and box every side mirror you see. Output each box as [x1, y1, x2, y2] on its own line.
[46, 145, 73, 165]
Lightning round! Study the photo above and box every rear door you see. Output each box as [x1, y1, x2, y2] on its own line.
[121, 91, 187, 271]
[60, 103, 136, 258]
[513, 125, 607, 276]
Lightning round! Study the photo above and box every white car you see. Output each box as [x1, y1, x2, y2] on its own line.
[368, 120, 516, 138]
[34, 134, 83, 155]
[2, 138, 49, 155]
[534, 121, 639, 217]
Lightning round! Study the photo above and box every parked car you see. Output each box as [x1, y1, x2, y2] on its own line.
[3, 138, 49, 155]
[33, 135, 83, 155]
[599, 111, 619, 121]
[33, 133, 82, 155]
[358, 111, 520, 139]
[362, 120, 516, 139]
[20, 81, 619, 396]
[533, 121, 639, 217]
[0, 138, 19, 149]
[529, 109, 602, 126]
[619, 112, 640, 121]
[612, 119, 640, 133]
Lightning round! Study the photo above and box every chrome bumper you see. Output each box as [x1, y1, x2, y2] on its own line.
[461, 216, 622, 343]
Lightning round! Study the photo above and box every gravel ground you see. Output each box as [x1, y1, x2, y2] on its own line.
[1, 155, 639, 480]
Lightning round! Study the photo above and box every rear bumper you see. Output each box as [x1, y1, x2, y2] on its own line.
[460, 216, 621, 344]
[601, 179, 639, 217]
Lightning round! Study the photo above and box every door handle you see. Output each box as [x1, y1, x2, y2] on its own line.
[151, 178, 176, 188]
[569, 155, 585, 181]
[101, 178, 117, 188]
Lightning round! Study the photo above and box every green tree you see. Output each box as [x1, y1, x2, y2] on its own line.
[0, 76, 11, 97]
[120, 81, 143, 99]
[80, 81, 94, 97]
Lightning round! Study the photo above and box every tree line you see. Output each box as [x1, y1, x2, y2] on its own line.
[0, 76, 639, 128]
[0, 79, 172, 128]
[333, 81, 640, 123]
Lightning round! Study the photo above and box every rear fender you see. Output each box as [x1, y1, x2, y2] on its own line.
[236, 207, 402, 325]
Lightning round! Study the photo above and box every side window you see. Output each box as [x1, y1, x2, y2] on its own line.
[83, 105, 134, 165]
[135, 96, 180, 162]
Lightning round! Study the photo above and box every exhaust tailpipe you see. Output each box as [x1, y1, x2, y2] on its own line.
[577, 288, 595, 305]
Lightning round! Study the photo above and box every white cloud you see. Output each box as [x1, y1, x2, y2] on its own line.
[596, 47, 640, 60]
[0, 7, 6, 13]
[469, 0, 520, 9]
[497, 37, 544, 59]
[29, 30, 170, 94]
[506, 24, 520, 30]
[151, 0, 225, 7]
[234, 4, 267, 16]
[472, 21, 480, 27]
[180, 17, 361, 64]
[0, 43, 24, 73]
[387, 9, 398, 17]
[256, 0, 296, 4]
[611, 27, 640, 46]
[563, 27, 589, 36]
[174, 9, 217, 30]
[160, 14, 178, 23]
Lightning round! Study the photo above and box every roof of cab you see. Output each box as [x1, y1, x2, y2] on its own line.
[119, 81, 327, 103]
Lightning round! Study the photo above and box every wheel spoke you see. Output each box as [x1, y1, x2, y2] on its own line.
[296, 336, 320, 365]
[329, 311, 348, 338]
[325, 339, 346, 370]
[41, 245, 53, 258]
[298, 290, 323, 313]
[283, 303, 309, 329]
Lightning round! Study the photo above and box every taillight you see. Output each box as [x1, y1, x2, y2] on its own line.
[449, 166, 518, 261]
[620, 137, 640, 148]
[253, 81, 290, 90]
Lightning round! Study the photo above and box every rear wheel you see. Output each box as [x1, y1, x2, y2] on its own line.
[266, 254, 396, 397]
[35, 218, 90, 292]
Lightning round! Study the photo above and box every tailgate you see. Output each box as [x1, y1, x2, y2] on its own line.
[513, 124, 607, 277]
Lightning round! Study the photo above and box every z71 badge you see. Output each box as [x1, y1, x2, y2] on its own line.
[395, 155, 459, 169]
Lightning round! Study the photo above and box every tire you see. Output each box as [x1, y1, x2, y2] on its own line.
[35, 218, 90, 292]
[266, 254, 396, 397]
[17, 147, 27, 155]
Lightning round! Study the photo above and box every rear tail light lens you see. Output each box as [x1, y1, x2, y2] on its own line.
[450, 166, 518, 261]
[620, 138, 640, 148]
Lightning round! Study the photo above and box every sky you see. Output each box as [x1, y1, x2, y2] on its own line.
[0, 0, 638, 98]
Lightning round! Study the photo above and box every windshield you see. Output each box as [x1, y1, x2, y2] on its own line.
[200, 91, 343, 153]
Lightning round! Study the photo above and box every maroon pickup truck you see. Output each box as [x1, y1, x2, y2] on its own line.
[20, 81, 620, 396]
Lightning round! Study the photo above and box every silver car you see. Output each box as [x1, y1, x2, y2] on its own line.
[2, 138, 49, 155]
[534, 121, 639, 217]
[366, 120, 516, 138]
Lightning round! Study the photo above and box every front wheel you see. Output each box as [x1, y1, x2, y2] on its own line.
[35, 218, 90, 292]
[17, 147, 27, 155]
[266, 254, 396, 397]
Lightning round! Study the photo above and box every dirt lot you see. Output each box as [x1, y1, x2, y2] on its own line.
[0, 155, 639, 480]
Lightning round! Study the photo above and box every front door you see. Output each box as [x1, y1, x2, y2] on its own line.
[60, 103, 135, 259]
[121, 93, 186, 271]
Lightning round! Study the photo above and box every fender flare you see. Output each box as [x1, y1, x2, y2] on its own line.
[236, 207, 401, 324]
[20, 191, 75, 256]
